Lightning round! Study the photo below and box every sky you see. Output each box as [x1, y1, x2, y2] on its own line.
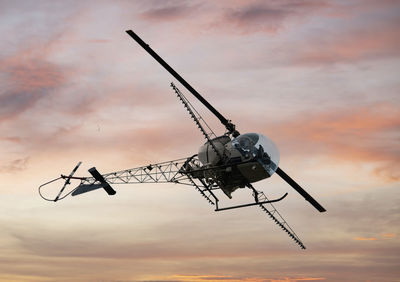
[0, 0, 399, 281]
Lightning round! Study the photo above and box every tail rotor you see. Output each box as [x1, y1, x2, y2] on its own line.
[38, 161, 84, 202]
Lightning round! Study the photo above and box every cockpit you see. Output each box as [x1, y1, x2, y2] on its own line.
[232, 133, 280, 176]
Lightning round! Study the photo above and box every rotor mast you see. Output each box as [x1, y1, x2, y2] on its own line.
[125, 30, 239, 137]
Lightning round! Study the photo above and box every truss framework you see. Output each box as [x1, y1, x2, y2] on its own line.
[80, 157, 192, 186]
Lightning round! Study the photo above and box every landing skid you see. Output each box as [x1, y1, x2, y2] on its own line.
[215, 193, 288, 211]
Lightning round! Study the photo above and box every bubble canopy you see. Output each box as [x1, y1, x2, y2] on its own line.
[232, 133, 280, 175]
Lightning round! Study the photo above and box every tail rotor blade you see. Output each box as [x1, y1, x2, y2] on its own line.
[276, 167, 326, 212]
[55, 161, 82, 202]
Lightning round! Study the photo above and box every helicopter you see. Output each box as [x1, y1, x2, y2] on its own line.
[39, 30, 326, 250]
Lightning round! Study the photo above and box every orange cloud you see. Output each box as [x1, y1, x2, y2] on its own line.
[354, 237, 377, 241]
[173, 274, 237, 281]
[166, 275, 326, 282]
[291, 279, 326, 281]
[382, 233, 396, 239]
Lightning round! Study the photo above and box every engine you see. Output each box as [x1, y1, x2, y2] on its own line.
[198, 135, 231, 165]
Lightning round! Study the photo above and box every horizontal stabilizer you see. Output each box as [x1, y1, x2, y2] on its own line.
[88, 167, 116, 195]
[72, 183, 104, 196]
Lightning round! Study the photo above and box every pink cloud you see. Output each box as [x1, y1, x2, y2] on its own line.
[290, 4, 400, 65]
[262, 103, 400, 182]
[0, 46, 73, 123]
[294, 26, 400, 65]
[0, 136, 21, 143]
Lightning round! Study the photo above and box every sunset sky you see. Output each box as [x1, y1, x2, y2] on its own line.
[0, 0, 399, 281]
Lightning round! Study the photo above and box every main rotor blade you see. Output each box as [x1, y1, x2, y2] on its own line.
[125, 30, 237, 134]
[276, 167, 326, 212]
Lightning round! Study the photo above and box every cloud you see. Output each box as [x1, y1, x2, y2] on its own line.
[134, 0, 331, 36]
[165, 275, 326, 281]
[264, 103, 400, 182]
[290, 4, 400, 65]
[0, 91, 44, 122]
[354, 237, 377, 241]
[87, 39, 111, 44]
[225, 4, 293, 34]
[140, 3, 197, 22]
[2, 186, 399, 281]
[0, 47, 72, 123]
[0, 157, 29, 173]
[382, 233, 396, 239]
[2, 57, 65, 91]
[0, 136, 21, 143]
[293, 24, 400, 65]
[218, 0, 330, 34]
